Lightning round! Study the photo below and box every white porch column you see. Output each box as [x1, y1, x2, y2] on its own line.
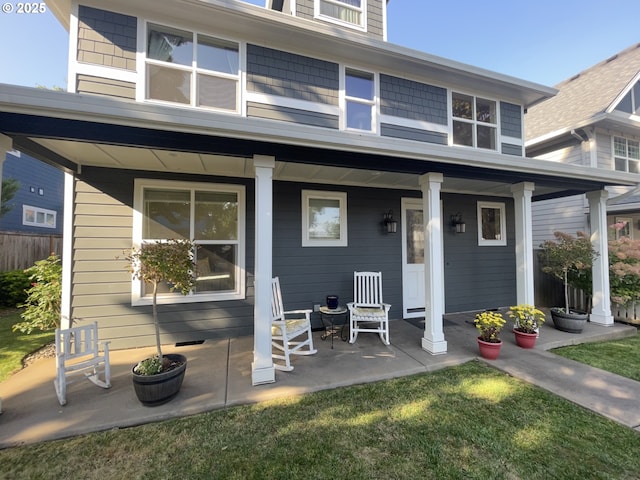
[252, 155, 276, 385]
[419, 173, 447, 354]
[0, 135, 12, 213]
[511, 182, 535, 306]
[586, 190, 613, 326]
[60, 172, 75, 330]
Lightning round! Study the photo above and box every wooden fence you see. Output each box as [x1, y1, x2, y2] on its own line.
[0, 232, 63, 272]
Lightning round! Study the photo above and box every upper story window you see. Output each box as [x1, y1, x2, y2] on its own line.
[316, 0, 366, 30]
[615, 81, 640, 116]
[452, 92, 497, 150]
[133, 179, 246, 304]
[614, 136, 640, 173]
[343, 68, 376, 132]
[145, 23, 240, 112]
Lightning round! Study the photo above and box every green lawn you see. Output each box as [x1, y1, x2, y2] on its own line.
[552, 330, 640, 381]
[1, 361, 639, 479]
[1, 315, 639, 479]
[0, 309, 54, 383]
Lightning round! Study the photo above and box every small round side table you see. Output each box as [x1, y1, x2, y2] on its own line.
[319, 305, 348, 349]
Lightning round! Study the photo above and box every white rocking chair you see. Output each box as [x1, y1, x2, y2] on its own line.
[347, 271, 391, 345]
[54, 322, 111, 406]
[271, 277, 317, 371]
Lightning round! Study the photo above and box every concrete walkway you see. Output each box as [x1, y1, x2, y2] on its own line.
[0, 313, 638, 448]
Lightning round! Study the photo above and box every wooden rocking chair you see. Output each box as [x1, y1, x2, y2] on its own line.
[54, 322, 111, 406]
[347, 271, 391, 345]
[271, 277, 317, 371]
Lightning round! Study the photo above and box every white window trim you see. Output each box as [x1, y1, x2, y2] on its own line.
[340, 66, 378, 134]
[132, 178, 246, 305]
[315, 0, 367, 32]
[302, 190, 348, 247]
[141, 21, 244, 115]
[477, 201, 506, 246]
[22, 205, 57, 229]
[612, 135, 640, 173]
[449, 91, 500, 151]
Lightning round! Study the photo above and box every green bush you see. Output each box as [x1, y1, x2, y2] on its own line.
[13, 254, 62, 334]
[0, 269, 31, 307]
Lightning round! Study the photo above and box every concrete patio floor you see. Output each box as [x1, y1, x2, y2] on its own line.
[0, 311, 638, 448]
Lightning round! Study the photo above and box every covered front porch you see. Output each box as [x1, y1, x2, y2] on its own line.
[0, 85, 632, 386]
[0, 313, 637, 448]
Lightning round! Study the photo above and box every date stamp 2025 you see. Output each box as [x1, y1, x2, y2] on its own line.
[1, 2, 47, 14]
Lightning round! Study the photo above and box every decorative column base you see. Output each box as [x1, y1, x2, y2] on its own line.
[251, 363, 275, 386]
[422, 337, 447, 355]
[589, 312, 614, 327]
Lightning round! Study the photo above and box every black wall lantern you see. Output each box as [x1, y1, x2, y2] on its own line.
[450, 213, 466, 234]
[383, 210, 398, 233]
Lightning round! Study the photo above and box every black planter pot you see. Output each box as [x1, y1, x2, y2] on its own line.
[550, 308, 588, 334]
[132, 353, 187, 407]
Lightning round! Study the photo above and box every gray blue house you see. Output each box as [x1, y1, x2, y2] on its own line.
[0, 150, 64, 236]
[0, 0, 635, 385]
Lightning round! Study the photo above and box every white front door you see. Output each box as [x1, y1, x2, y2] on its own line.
[402, 198, 425, 318]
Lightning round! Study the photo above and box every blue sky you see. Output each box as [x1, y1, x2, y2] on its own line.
[1, 0, 639, 89]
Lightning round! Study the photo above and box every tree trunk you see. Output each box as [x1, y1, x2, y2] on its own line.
[152, 281, 163, 359]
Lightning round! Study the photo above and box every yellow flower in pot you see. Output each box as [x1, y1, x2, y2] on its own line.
[508, 304, 545, 348]
[474, 310, 505, 360]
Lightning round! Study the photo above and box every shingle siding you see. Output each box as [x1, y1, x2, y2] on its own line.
[247, 45, 339, 106]
[380, 74, 448, 124]
[77, 5, 137, 71]
[500, 101, 522, 139]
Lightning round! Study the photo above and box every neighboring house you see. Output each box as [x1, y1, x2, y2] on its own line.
[0, 150, 64, 271]
[526, 43, 640, 245]
[0, 0, 635, 385]
[0, 150, 63, 236]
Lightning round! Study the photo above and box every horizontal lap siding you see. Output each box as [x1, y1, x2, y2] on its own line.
[72, 168, 255, 349]
[442, 193, 517, 312]
[532, 195, 587, 245]
[273, 182, 404, 327]
[246, 102, 338, 129]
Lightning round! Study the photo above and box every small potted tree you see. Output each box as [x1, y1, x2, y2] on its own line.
[507, 304, 545, 348]
[539, 231, 597, 333]
[474, 310, 506, 360]
[125, 239, 196, 406]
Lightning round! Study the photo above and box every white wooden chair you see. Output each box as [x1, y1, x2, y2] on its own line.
[347, 271, 391, 345]
[271, 277, 317, 371]
[54, 322, 111, 406]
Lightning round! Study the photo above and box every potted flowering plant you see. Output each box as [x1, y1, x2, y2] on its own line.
[507, 304, 545, 348]
[124, 239, 197, 406]
[474, 310, 506, 360]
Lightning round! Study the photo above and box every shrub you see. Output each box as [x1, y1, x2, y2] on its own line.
[0, 269, 30, 307]
[13, 254, 62, 334]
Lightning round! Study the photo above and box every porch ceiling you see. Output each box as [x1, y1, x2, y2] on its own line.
[10, 136, 584, 199]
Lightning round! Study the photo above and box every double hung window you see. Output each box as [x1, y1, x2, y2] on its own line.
[317, 0, 365, 29]
[146, 23, 240, 112]
[613, 136, 640, 173]
[344, 68, 375, 132]
[452, 92, 497, 150]
[133, 179, 245, 304]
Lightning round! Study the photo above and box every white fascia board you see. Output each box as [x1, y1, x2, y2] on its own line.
[1, 84, 636, 188]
